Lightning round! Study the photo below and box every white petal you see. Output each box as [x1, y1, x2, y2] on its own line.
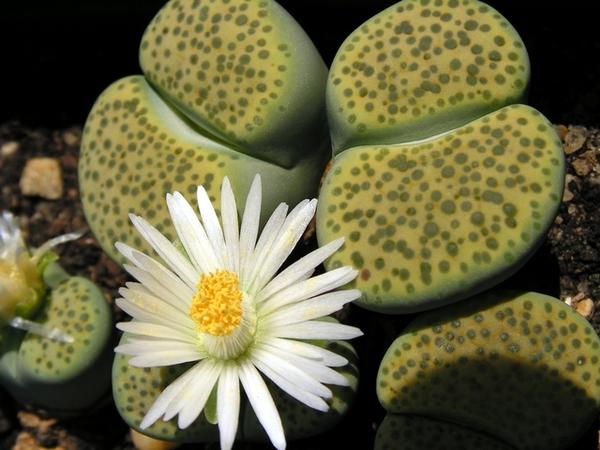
[251, 354, 329, 412]
[116, 242, 194, 308]
[221, 177, 240, 273]
[166, 192, 221, 273]
[250, 199, 316, 294]
[259, 267, 358, 316]
[238, 359, 286, 450]
[129, 214, 198, 287]
[117, 321, 197, 343]
[284, 199, 310, 221]
[260, 343, 348, 387]
[251, 347, 331, 398]
[0, 212, 22, 258]
[256, 337, 348, 367]
[257, 269, 316, 305]
[121, 264, 188, 314]
[197, 186, 227, 265]
[254, 204, 289, 257]
[257, 337, 324, 360]
[163, 359, 217, 422]
[114, 240, 137, 261]
[244, 203, 288, 291]
[177, 360, 223, 428]
[32, 231, 82, 261]
[115, 336, 207, 366]
[257, 238, 345, 302]
[140, 362, 202, 429]
[116, 295, 194, 335]
[261, 289, 361, 328]
[129, 249, 195, 302]
[217, 364, 240, 450]
[127, 350, 202, 367]
[239, 175, 262, 284]
[121, 282, 193, 320]
[266, 320, 363, 341]
[119, 282, 192, 321]
[115, 338, 199, 356]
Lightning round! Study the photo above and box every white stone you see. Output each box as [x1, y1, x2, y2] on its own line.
[20, 158, 64, 200]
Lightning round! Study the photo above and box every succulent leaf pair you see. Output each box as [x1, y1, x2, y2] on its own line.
[317, 0, 564, 313]
[79, 0, 330, 265]
[375, 291, 600, 450]
[313, 3, 588, 448]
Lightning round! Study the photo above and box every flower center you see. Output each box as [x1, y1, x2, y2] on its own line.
[0, 255, 43, 323]
[189, 270, 243, 337]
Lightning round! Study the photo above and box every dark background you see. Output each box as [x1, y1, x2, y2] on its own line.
[0, 0, 599, 128]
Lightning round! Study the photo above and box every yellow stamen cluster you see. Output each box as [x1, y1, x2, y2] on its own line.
[0, 254, 42, 324]
[189, 270, 243, 337]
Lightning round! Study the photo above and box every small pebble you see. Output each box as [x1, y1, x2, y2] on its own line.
[572, 157, 592, 177]
[12, 432, 40, 450]
[1, 141, 19, 158]
[555, 124, 568, 141]
[17, 411, 56, 434]
[564, 125, 587, 154]
[63, 130, 80, 147]
[562, 174, 579, 202]
[575, 298, 595, 319]
[566, 293, 595, 319]
[567, 203, 579, 216]
[571, 149, 598, 177]
[20, 157, 64, 200]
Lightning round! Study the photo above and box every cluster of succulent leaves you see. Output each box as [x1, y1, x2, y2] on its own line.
[78, 0, 599, 448]
[0, 257, 112, 414]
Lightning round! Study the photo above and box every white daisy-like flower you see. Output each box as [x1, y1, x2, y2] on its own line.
[0, 211, 79, 342]
[114, 174, 363, 450]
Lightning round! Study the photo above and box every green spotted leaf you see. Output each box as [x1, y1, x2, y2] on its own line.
[80, 76, 328, 264]
[81, 0, 331, 266]
[0, 275, 112, 413]
[140, 0, 328, 168]
[376, 291, 600, 450]
[317, 105, 564, 313]
[327, 0, 529, 153]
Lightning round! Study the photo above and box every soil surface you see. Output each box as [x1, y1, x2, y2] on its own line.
[0, 121, 599, 449]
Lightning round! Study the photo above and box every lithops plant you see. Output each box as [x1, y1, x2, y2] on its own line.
[319, 106, 564, 313]
[317, 0, 565, 313]
[0, 212, 112, 413]
[80, 0, 329, 264]
[376, 291, 600, 450]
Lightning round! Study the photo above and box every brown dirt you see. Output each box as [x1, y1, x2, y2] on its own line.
[547, 125, 600, 335]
